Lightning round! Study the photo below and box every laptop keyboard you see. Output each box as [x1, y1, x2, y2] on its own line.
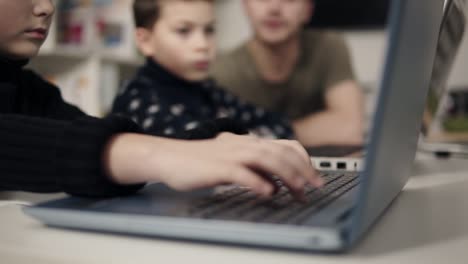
[188, 172, 360, 225]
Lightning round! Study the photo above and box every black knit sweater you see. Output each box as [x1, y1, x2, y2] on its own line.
[112, 58, 294, 140]
[0, 58, 144, 197]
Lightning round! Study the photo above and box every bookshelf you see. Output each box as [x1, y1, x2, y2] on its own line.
[28, 0, 143, 117]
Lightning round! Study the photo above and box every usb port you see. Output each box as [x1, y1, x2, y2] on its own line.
[319, 162, 331, 168]
[337, 162, 347, 170]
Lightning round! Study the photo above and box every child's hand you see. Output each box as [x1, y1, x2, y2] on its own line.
[104, 133, 323, 198]
[155, 132, 323, 198]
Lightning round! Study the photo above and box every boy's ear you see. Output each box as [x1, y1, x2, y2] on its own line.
[135, 27, 154, 56]
[303, 0, 314, 24]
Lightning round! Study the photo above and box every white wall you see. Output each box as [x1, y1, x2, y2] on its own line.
[215, 1, 468, 88]
[215, 0, 251, 51]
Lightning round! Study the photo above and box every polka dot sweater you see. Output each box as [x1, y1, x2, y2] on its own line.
[112, 58, 295, 140]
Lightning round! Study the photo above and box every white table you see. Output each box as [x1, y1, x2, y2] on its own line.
[1, 156, 468, 264]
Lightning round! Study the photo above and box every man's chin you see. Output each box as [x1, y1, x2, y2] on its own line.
[256, 33, 292, 46]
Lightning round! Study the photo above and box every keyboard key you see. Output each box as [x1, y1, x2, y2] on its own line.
[187, 172, 359, 225]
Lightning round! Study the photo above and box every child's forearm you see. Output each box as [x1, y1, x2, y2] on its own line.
[101, 132, 323, 199]
[102, 133, 166, 185]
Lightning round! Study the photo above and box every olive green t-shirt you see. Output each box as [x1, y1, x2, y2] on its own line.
[212, 30, 355, 120]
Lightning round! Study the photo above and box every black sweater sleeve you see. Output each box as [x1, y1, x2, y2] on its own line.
[0, 71, 144, 197]
[0, 114, 144, 198]
[17, 70, 85, 120]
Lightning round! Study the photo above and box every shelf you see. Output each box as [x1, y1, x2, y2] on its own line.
[30, 0, 137, 116]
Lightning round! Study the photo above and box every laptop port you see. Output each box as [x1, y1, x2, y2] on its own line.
[319, 162, 331, 168]
[337, 162, 347, 170]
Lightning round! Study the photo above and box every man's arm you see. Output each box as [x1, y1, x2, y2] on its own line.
[292, 80, 364, 146]
[214, 85, 295, 139]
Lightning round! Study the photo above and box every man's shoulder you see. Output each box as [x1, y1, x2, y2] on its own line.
[302, 30, 350, 62]
[303, 30, 347, 50]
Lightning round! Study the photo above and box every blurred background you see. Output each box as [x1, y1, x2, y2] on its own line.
[27, 0, 468, 133]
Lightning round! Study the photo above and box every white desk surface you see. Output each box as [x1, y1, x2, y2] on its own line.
[1, 155, 468, 264]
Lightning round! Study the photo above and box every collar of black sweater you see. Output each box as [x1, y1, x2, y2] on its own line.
[0, 57, 29, 82]
[140, 57, 211, 91]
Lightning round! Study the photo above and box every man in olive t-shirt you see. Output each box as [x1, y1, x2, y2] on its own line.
[212, 0, 364, 146]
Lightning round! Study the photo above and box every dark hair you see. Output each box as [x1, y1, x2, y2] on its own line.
[133, 0, 159, 28]
[133, 0, 214, 29]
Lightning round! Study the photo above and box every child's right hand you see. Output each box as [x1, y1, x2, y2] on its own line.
[104, 132, 323, 199]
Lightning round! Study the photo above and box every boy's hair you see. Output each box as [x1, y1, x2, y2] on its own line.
[133, 0, 214, 29]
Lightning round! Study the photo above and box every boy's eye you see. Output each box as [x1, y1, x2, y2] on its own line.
[205, 25, 215, 35]
[176, 27, 191, 35]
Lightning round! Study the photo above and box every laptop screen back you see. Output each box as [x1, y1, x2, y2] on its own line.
[423, 0, 466, 139]
[350, 0, 446, 242]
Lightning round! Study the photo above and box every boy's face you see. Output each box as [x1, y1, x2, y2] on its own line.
[0, 0, 54, 60]
[136, 0, 216, 81]
[243, 0, 312, 46]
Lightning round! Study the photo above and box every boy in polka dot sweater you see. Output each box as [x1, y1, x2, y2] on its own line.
[112, 0, 295, 139]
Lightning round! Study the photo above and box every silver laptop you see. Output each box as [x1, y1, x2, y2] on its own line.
[24, 0, 446, 252]
[419, 0, 468, 156]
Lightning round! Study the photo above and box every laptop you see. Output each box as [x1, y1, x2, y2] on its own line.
[24, 0, 445, 252]
[419, 0, 468, 157]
